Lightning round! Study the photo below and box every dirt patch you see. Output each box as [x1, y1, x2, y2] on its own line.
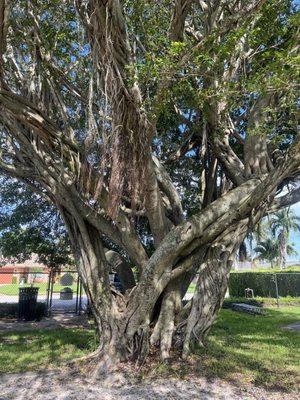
[0, 370, 298, 400]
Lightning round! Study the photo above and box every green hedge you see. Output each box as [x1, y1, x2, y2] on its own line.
[228, 272, 300, 297]
[0, 302, 47, 320]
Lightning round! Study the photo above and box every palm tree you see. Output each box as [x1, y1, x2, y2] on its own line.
[270, 209, 300, 269]
[254, 238, 279, 268]
[245, 220, 269, 267]
[286, 243, 298, 258]
[254, 238, 298, 269]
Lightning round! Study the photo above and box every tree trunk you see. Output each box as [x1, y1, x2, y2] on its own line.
[60, 207, 126, 366]
[60, 205, 154, 371]
[150, 281, 182, 360]
[58, 177, 277, 365]
[55, 169, 289, 366]
[182, 223, 247, 358]
[278, 230, 287, 270]
[150, 267, 198, 360]
[61, 202, 241, 367]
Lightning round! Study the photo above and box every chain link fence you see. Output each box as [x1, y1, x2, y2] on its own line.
[0, 270, 87, 316]
[229, 272, 300, 299]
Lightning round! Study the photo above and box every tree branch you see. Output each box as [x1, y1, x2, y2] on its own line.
[153, 155, 184, 225]
[0, 0, 10, 85]
[170, 0, 194, 42]
[269, 186, 300, 213]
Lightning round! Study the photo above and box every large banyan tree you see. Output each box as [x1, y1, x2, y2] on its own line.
[0, 0, 299, 367]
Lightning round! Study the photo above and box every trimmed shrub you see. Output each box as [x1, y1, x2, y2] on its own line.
[228, 272, 300, 297]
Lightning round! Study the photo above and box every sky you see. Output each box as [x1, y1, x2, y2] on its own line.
[290, 202, 300, 260]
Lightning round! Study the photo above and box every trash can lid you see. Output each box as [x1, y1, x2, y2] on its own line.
[60, 287, 73, 292]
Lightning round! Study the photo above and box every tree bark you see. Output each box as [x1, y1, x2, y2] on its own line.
[150, 280, 182, 360]
[182, 222, 247, 357]
[60, 207, 126, 364]
[59, 204, 153, 369]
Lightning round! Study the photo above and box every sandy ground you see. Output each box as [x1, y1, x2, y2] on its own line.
[0, 370, 298, 400]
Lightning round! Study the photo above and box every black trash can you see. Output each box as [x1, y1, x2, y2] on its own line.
[18, 287, 39, 321]
[60, 287, 73, 300]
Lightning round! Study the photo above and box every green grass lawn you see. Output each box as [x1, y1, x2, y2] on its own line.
[146, 306, 300, 391]
[224, 296, 300, 307]
[0, 283, 78, 296]
[0, 327, 98, 374]
[195, 306, 300, 391]
[0, 307, 299, 391]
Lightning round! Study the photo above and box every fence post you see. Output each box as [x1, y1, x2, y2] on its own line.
[75, 274, 80, 314]
[46, 270, 52, 313]
[49, 270, 55, 312]
[274, 273, 279, 308]
[78, 278, 83, 315]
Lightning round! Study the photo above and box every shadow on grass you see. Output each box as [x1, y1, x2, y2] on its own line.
[143, 307, 299, 393]
[191, 308, 300, 391]
[0, 327, 98, 374]
[1, 307, 299, 393]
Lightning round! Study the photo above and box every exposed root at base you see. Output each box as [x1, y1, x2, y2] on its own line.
[65, 348, 103, 367]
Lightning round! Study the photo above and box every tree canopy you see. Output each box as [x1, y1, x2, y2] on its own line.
[0, 175, 72, 268]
